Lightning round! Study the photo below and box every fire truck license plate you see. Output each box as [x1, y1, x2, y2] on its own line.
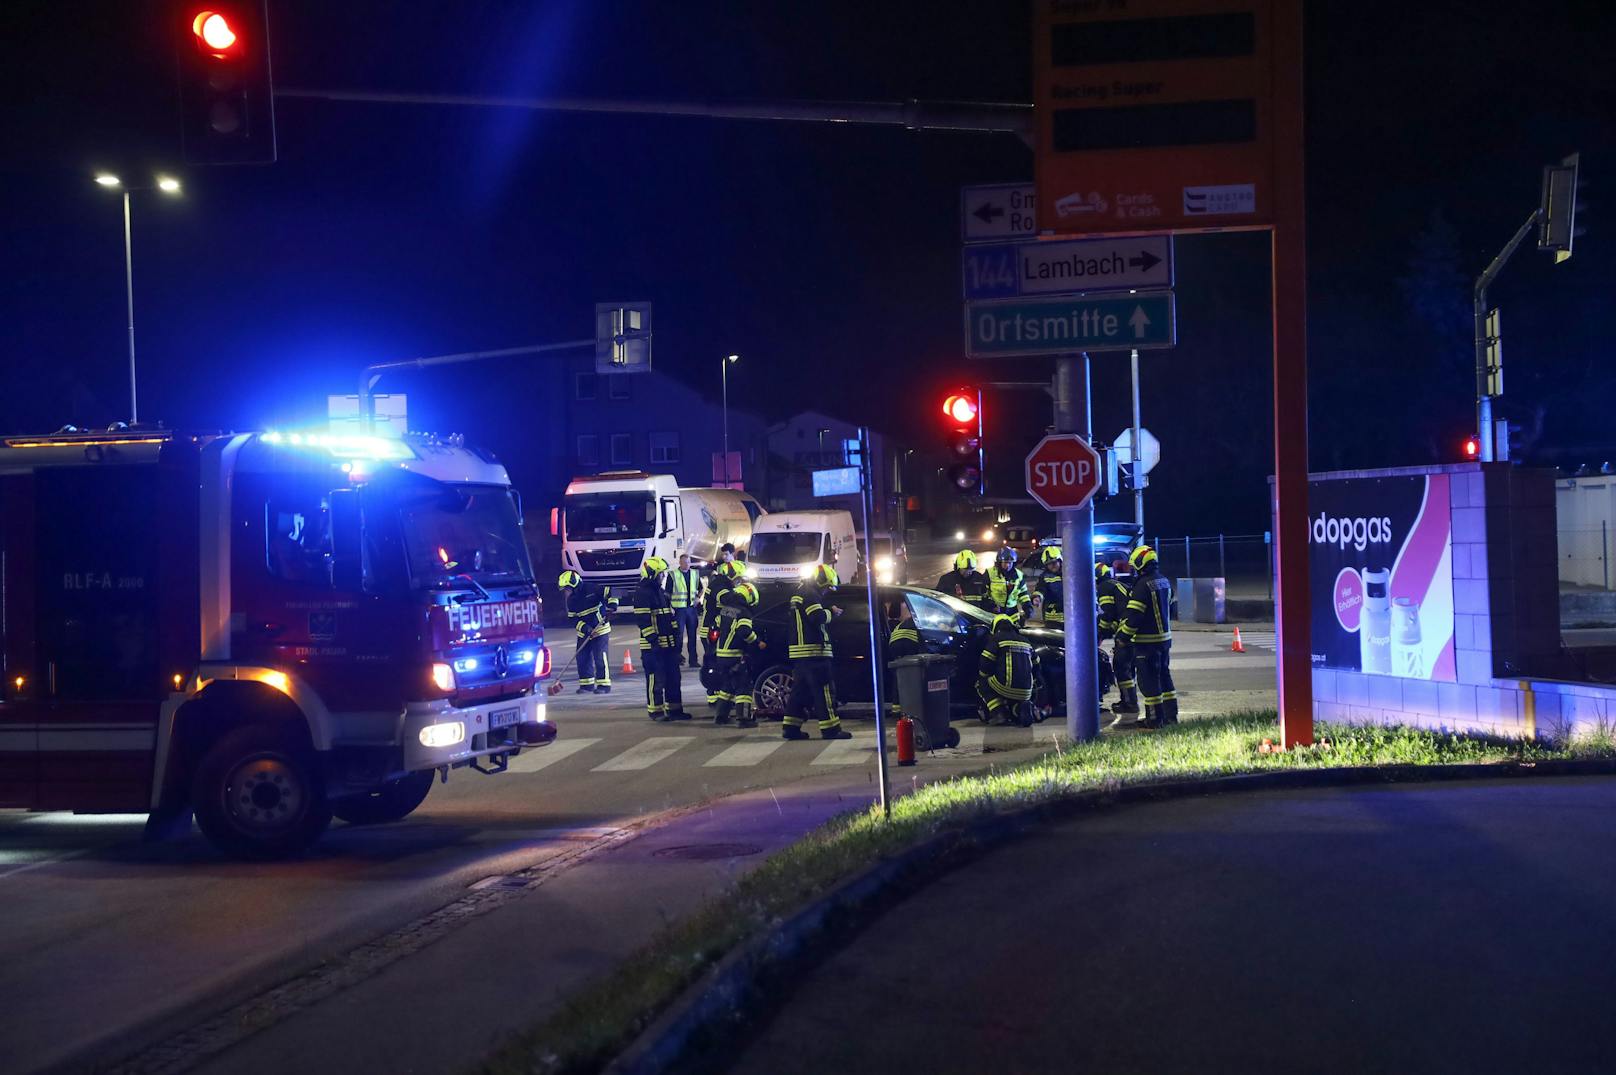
[489, 707, 523, 729]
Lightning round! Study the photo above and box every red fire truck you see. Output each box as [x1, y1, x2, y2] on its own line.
[0, 427, 555, 857]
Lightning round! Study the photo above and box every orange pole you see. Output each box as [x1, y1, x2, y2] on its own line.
[1271, 0, 1314, 748]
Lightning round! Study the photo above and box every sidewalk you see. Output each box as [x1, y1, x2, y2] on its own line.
[725, 776, 1616, 1075]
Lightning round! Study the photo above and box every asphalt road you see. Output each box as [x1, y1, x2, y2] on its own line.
[728, 776, 1616, 1075]
[0, 557, 1276, 1074]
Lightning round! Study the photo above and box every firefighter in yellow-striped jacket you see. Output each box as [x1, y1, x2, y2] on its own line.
[782, 565, 852, 741]
[1115, 544, 1176, 727]
[559, 570, 617, 694]
[700, 560, 745, 706]
[712, 581, 765, 728]
[975, 614, 1036, 726]
[1095, 561, 1139, 715]
[633, 557, 688, 722]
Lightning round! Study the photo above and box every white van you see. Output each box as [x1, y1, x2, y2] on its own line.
[557, 472, 762, 589]
[746, 509, 858, 585]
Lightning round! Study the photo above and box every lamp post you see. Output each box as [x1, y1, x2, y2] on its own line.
[95, 173, 182, 424]
[721, 354, 739, 487]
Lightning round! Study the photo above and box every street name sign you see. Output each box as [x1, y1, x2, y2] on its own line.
[1033, 0, 1278, 235]
[1026, 434, 1103, 511]
[965, 292, 1175, 358]
[961, 234, 1172, 301]
[1114, 426, 1161, 474]
[961, 182, 1038, 243]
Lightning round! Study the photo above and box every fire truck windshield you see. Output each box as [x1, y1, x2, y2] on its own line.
[563, 491, 657, 539]
[396, 484, 532, 590]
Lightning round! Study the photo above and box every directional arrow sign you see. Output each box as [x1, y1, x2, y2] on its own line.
[961, 235, 1173, 300]
[961, 183, 1037, 243]
[964, 292, 1175, 358]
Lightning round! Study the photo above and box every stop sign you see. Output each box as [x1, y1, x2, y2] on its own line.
[1025, 434, 1103, 511]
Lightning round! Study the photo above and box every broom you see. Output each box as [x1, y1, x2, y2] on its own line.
[546, 644, 582, 696]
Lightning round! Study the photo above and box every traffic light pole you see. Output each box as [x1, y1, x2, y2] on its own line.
[358, 339, 592, 428]
[1130, 348, 1144, 531]
[1472, 209, 1540, 463]
[1054, 354, 1099, 744]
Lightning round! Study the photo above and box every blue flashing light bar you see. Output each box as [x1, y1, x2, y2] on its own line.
[262, 431, 414, 461]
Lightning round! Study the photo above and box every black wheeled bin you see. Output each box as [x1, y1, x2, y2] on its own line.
[887, 653, 959, 750]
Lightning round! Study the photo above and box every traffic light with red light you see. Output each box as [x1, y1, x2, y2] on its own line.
[177, 2, 276, 164]
[942, 389, 983, 494]
[1463, 435, 1480, 460]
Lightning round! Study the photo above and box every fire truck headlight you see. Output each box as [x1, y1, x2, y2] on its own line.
[430, 662, 455, 692]
[418, 721, 465, 749]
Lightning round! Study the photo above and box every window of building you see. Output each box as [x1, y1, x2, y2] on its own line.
[575, 373, 598, 401]
[649, 431, 680, 464]
[610, 433, 633, 465]
[576, 434, 599, 467]
[607, 376, 631, 401]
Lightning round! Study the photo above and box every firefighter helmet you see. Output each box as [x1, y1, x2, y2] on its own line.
[991, 614, 1017, 633]
[954, 549, 978, 571]
[998, 546, 1018, 566]
[557, 570, 582, 589]
[1129, 544, 1158, 571]
[814, 564, 840, 588]
[642, 556, 669, 578]
[716, 559, 746, 580]
[1094, 561, 1111, 580]
[1039, 545, 1063, 566]
[731, 581, 760, 607]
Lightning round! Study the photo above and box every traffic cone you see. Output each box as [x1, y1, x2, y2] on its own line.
[1231, 627, 1246, 653]
[622, 649, 635, 674]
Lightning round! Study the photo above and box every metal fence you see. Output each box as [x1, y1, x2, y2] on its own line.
[1142, 533, 1273, 599]
[1559, 524, 1612, 590]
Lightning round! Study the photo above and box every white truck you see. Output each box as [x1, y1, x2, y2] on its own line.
[557, 471, 762, 588]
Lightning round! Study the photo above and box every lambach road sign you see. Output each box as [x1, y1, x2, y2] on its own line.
[961, 234, 1173, 301]
[1025, 434, 1103, 511]
[965, 291, 1175, 358]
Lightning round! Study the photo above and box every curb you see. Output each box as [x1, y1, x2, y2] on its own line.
[605, 756, 1616, 1074]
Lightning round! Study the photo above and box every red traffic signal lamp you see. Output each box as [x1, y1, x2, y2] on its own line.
[942, 393, 978, 426]
[1463, 435, 1480, 459]
[942, 388, 983, 495]
[177, 2, 276, 165]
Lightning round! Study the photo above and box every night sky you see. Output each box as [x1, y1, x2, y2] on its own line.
[2, 1, 1611, 535]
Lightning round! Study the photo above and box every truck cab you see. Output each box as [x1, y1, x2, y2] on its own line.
[0, 428, 555, 857]
[557, 471, 760, 588]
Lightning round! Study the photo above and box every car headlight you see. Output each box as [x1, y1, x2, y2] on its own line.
[982, 528, 996, 542]
[954, 530, 966, 541]
[798, 564, 816, 579]
[874, 555, 893, 571]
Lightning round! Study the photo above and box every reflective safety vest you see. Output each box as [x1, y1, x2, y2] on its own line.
[668, 568, 700, 609]
[987, 566, 1029, 619]
[1039, 576, 1065, 624]
[788, 587, 833, 659]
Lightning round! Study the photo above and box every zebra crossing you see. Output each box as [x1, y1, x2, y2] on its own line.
[503, 723, 1058, 777]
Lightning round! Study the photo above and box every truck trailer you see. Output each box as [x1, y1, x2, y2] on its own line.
[0, 427, 556, 857]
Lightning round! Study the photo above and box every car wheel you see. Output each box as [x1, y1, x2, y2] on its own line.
[192, 724, 332, 859]
[331, 770, 435, 826]
[944, 727, 961, 749]
[753, 665, 794, 717]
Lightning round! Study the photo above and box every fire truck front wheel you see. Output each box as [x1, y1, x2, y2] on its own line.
[192, 725, 333, 859]
[331, 771, 435, 826]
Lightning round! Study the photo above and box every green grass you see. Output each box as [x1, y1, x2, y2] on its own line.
[477, 712, 1616, 1074]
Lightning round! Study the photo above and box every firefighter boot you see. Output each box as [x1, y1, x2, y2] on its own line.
[1111, 684, 1139, 714]
[819, 722, 852, 740]
[663, 708, 692, 722]
[736, 701, 758, 729]
[1159, 698, 1179, 726]
[713, 698, 733, 726]
[782, 720, 811, 741]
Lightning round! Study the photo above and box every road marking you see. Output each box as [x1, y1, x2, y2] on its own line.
[704, 740, 787, 767]
[1172, 655, 1275, 671]
[811, 735, 878, 766]
[592, 737, 696, 771]
[507, 737, 601, 772]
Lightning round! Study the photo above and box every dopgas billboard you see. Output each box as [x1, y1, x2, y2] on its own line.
[1308, 474, 1456, 682]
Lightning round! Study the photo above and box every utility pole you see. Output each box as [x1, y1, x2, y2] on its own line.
[1130, 348, 1144, 531]
[1054, 355, 1099, 743]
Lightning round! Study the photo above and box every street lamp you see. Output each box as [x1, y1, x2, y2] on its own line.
[721, 354, 739, 487]
[94, 173, 182, 424]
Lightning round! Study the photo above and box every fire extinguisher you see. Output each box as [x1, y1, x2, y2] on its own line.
[896, 715, 916, 766]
